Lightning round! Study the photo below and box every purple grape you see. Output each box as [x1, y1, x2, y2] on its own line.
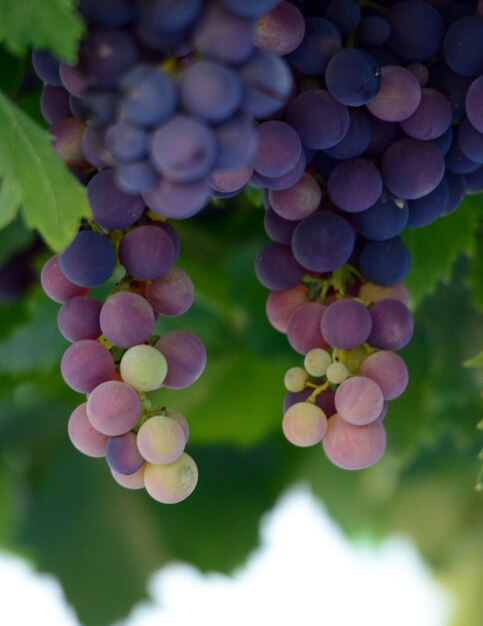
[79, 30, 139, 88]
[325, 49, 381, 107]
[214, 116, 259, 171]
[325, 108, 372, 160]
[120, 65, 178, 127]
[59, 230, 115, 288]
[252, 152, 306, 190]
[61, 340, 115, 393]
[322, 413, 387, 469]
[360, 16, 390, 45]
[254, 1, 305, 55]
[81, 125, 113, 169]
[354, 194, 409, 240]
[366, 66, 421, 122]
[291, 211, 355, 273]
[87, 170, 145, 230]
[40, 256, 88, 303]
[265, 285, 308, 333]
[252, 121, 302, 179]
[407, 63, 429, 86]
[287, 302, 329, 355]
[457, 118, 483, 164]
[68, 402, 108, 457]
[40, 86, 71, 124]
[50, 118, 89, 170]
[288, 17, 341, 76]
[118, 225, 176, 281]
[104, 122, 148, 163]
[327, 158, 382, 213]
[155, 330, 207, 389]
[264, 209, 298, 245]
[335, 376, 384, 425]
[443, 17, 483, 78]
[466, 76, 483, 134]
[255, 243, 305, 291]
[59, 63, 86, 97]
[106, 432, 144, 475]
[400, 88, 452, 140]
[365, 116, 401, 156]
[326, 0, 360, 34]
[87, 380, 142, 436]
[220, 0, 277, 18]
[269, 173, 321, 221]
[143, 176, 211, 218]
[145, 267, 195, 317]
[211, 164, 254, 193]
[465, 165, 483, 194]
[359, 238, 411, 286]
[32, 49, 62, 86]
[79, 0, 137, 27]
[360, 350, 409, 400]
[287, 89, 350, 150]
[407, 178, 449, 227]
[369, 299, 414, 350]
[321, 299, 372, 350]
[114, 161, 159, 195]
[57, 296, 102, 342]
[100, 291, 155, 349]
[445, 141, 480, 174]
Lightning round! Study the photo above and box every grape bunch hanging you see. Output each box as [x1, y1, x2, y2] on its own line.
[34, 0, 483, 503]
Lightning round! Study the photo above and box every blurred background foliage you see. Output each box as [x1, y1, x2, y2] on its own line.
[0, 7, 482, 626]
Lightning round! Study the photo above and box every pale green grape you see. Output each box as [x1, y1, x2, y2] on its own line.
[144, 453, 198, 504]
[120, 344, 168, 391]
[282, 401, 327, 447]
[304, 348, 332, 377]
[284, 366, 308, 392]
[326, 361, 349, 384]
[333, 345, 371, 375]
[137, 415, 186, 464]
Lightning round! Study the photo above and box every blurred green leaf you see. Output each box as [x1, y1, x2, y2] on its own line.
[0, 0, 84, 62]
[463, 349, 483, 368]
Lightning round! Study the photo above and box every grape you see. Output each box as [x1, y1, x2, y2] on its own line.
[369, 299, 414, 350]
[332, 345, 371, 376]
[457, 119, 483, 164]
[57, 296, 102, 342]
[284, 367, 308, 393]
[180, 60, 243, 124]
[366, 66, 421, 122]
[325, 108, 372, 160]
[381, 138, 445, 200]
[111, 466, 145, 490]
[115, 161, 159, 195]
[287, 302, 328, 355]
[288, 18, 342, 76]
[287, 89, 350, 150]
[264, 209, 298, 245]
[100, 291, 155, 349]
[465, 166, 483, 194]
[360, 350, 409, 400]
[291, 211, 355, 273]
[215, 117, 259, 171]
[255, 243, 305, 291]
[466, 76, 483, 134]
[59, 230, 115, 288]
[444, 171, 466, 213]
[150, 115, 218, 184]
[118, 225, 176, 281]
[81, 125, 113, 169]
[59, 63, 85, 98]
[240, 49, 293, 119]
[400, 88, 452, 140]
[335, 376, 384, 425]
[79, 0, 137, 27]
[325, 0, 360, 34]
[154, 330, 206, 389]
[144, 453, 198, 504]
[354, 194, 409, 240]
[358, 282, 409, 305]
[321, 299, 372, 350]
[211, 164, 254, 193]
[386, 0, 444, 63]
[120, 345, 168, 392]
[87, 380, 142, 436]
[145, 267, 194, 317]
[119, 65, 178, 126]
[87, 170, 144, 230]
[254, 1, 305, 56]
[326, 362, 349, 384]
[143, 176, 211, 219]
[138, 0, 203, 33]
[82, 89, 117, 126]
[304, 349, 332, 377]
[137, 415, 186, 464]
[359, 238, 411, 286]
[322, 413, 387, 470]
[104, 122, 148, 163]
[325, 49, 381, 107]
[252, 152, 306, 190]
[40, 86, 71, 124]
[327, 158, 383, 213]
[443, 17, 483, 78]
[268, 174, 321, 222]
[40, 256, 88, 303]
[283, 402, 328, 447]
[50, 118, 89, 170]
[32, 49, 62, 86]
[433, 126, 453, 156]
[253, 121, 302, 179]
[366, 116, 401, 156]
[106, 432, 144, 475]
[80, 30, 139, 88]
[407, 63, 429, 87]
[165, 408, 190, 443]
[407, 178, 449, 227]
[68, 403, 108, 457]
[193, 2, 255, 64]
[220, 0, 278, 19]
[265, 285, 308, 333]
[360, 16, 390, 46]
[61, 340, 115, 393]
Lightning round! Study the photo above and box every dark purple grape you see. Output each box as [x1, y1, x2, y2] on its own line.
[254, 1, 305, 55]
[354, 194, 409, 240]
[118, 225, 176, 280]
[325, 49, 381, 106]
[145, 267, 195, 317]
[321, 299, 372, 349]
[120, 65, 178, 127]
[264, 209, 298, 245]
[253, 121, 302, 178]
[59, 231, 115, 288]
[255, 243, 305, 291]
[400, 88, 452, 140]
[368, 299, 414, 350]
[106, 432, 144, 475]
[359, 238, 411, 286]
[288, 17, 341, 76]
[466, 76, 483, 134]
[80, 30, 139, 88]
[443, 17, 483, 78]
[155, 330, 207, 388]
[325, 108, 372, 160]
[327, 158, 383, 213]
[32, 49, 62, 86]
[88, 170, 145, 230]
[366, 66, 421, 122]
[143, 177, 211, 218]
[40, 86, 71, 124]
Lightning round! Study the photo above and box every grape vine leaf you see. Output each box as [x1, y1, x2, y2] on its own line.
[0, 0, 84, 62]
[0, 90, 90, 250]
[402, 196, 481, 309]
[463, 349, 483, 368]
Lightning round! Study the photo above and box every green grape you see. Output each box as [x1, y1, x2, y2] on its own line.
[120, 344, 168, 392]
[144, 453, 198, 504]
[282, 401, 328, 447]
[333, 345, 371, 375]
[304, 348, 332, 376]
[137, 415, 186, 464]
[284, 366, 308, 392]
[326, 362, 349, 384]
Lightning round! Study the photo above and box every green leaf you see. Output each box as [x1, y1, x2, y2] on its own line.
[0, 90, 90, 250]
[0, 0, 84, 62]
[464, 349, 483, 368]
[469, 219, 483, 310]
[402, 196, 481, 309]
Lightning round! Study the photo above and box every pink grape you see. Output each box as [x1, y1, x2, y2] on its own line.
[57, 295, 102, 342]
[360, 350, 409, 400]
[358, 282, 409, 305]
[268, 173, 321, 221]
[67, 402, 108, 457]
[145, 267, 195, 317]
[287, 302, 329, 354]
[87, 380, 142, 436]
[61, 340, 115, 393]
[282, 402, 328, 447]
[155, 330, 207, 388]
[111, 465, 145, 490]
[322, 413, 387, 469]
[40, 256, 88, 303]
[334, 376, 384, 425]
[265, 284, 308, 333]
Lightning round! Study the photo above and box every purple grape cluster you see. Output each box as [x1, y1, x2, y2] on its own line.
[40, 223, 204, 503]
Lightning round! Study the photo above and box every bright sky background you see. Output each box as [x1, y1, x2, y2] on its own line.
[0, 484, 453, 626]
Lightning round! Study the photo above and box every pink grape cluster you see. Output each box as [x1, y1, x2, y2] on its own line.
[267, 276, 413, 470]
[40, 224, 205, 504]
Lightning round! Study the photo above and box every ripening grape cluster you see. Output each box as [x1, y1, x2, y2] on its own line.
[31, 0, 482, 498]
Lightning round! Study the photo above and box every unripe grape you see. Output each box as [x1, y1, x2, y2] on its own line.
[284, 367, 308, 392]
[282, 402, 328, 447]
[326, 362, 349, 384]
[304, 348, 332, 377]
[120, 344, 168, 392]
[144, 453, 198, 504]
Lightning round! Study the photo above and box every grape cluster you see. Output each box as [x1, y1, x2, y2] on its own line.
[31, 0, 483, 490]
